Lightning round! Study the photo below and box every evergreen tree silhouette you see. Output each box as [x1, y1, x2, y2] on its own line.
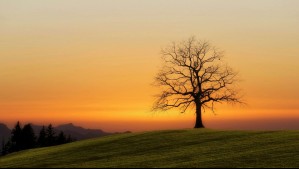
[38, 126, 47, 147]
[11, 121, 22, 151]
[2, 122, 75, 156]
[66, 135, 73, 143]
[3, 140, 12, 155]
[1, 139, 5, 156]
[46, 124, 55, 146]
[56, 131, 66, 145]
[22, 124, 36, 149]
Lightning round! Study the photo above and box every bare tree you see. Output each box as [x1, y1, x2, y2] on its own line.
[153, 37, 243, 128]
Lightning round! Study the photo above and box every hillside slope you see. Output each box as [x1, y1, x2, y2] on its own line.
[1, 129, 299, 168]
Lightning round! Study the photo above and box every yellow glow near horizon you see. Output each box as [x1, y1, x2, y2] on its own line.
[1, 0, 299, 131]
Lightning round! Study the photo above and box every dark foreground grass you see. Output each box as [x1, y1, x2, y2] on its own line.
[1, 129, 299, 168]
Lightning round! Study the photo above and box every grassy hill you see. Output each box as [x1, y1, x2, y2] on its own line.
[1, 129, 299, 168]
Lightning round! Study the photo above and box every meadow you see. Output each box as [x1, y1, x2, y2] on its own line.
[1, 129, 299, 168]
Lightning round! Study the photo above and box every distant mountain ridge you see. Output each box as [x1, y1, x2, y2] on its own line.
[0, 123, 130, 143]
[54, 123, 111, 140]
[0, 123, 11, 142]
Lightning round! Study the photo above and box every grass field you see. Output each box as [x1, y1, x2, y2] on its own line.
[1, 129, 299, 168]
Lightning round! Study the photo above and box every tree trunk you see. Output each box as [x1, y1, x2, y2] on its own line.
[194, 101, 204, 128]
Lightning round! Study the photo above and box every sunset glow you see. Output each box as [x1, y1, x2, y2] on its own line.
[1, 0, 299, 131]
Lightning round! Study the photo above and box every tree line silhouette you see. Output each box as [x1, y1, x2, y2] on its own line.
[1, 122, 73, 156]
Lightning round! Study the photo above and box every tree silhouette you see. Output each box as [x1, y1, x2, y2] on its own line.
[46, 124, 55, 146]
[11, 121, 22, 151]
[153, 37, 243, 128]
[1, 139, 5, 156]
[56, 131, 67, 145]
[2, 140, 12, 155]
[22, 124, 36, 149]
[1, 122, 74, 156]
[66, 135, 73, 143]
[38, 126, 47, 147]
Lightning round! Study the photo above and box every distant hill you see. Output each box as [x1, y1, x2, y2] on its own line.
[2, 123, 129, 142]
[31, 123, 115, 140]
[31, 124, 43, 136]
[55, 123, 111, 140]
[0, 123, 11, 142]
[1, 129, 299, 167]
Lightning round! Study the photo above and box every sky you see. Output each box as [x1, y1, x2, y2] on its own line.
[1, 0, 299, 132]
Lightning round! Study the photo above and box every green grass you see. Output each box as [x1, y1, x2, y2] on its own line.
[1, 129, 299, 168]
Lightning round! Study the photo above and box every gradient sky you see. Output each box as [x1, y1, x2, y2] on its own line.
[1, 0, 299, 132]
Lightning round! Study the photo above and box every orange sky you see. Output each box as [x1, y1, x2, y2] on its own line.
[1, 0, 299, 132]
